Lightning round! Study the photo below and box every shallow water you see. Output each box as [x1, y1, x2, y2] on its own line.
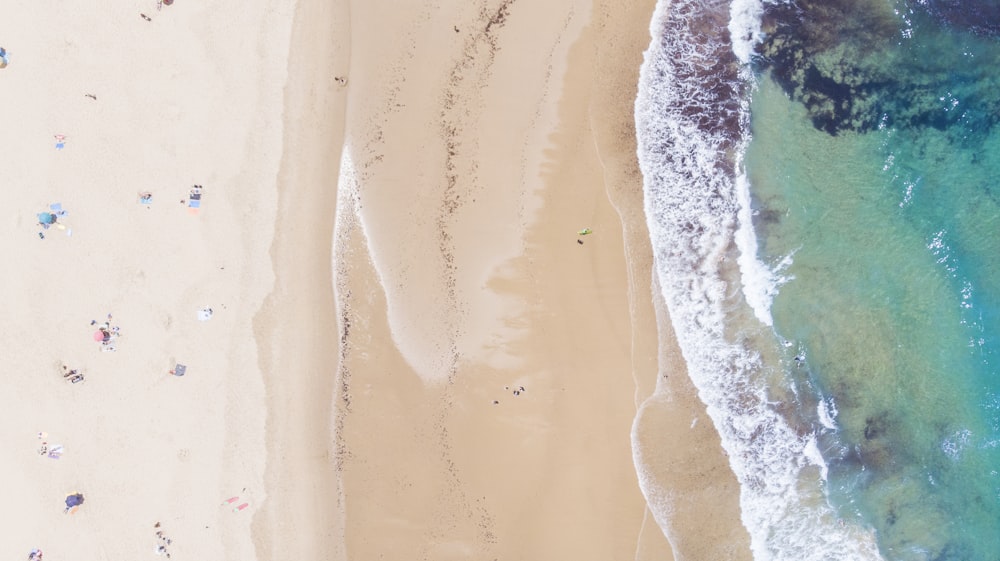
[744, 2, 1000, 558]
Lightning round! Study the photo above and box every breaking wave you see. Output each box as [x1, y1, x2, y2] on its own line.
[633, 0, 885, 558]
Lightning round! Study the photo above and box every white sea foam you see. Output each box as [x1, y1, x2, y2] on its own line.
[732, 0, 794, 327]
[942, 429, 972, 460]
[817, 397, 839, 431]
[729, 0, 765, 64]
[634, 1, 885, 559]
[802, 434, 829, 481]
[735, 166, 793, 327]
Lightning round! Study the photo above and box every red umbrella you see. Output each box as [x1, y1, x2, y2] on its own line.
[93, 330, 108, 342]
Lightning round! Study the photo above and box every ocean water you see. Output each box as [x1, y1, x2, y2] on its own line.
[635, 0, 1000, 560]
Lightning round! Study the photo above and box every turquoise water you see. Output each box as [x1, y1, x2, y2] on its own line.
[745, 3, 1000, 559]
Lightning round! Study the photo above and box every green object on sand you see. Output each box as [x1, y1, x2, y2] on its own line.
[578, 228, 592, 236]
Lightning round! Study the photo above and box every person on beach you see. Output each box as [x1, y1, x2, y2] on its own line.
[64, 493, 85, 513]
[37, 213, 57, 228]
[186, 185, 204, 207]
[62, 366, 84, 383]
[97, 315, 122, 347]
[154, 523, 174, 557]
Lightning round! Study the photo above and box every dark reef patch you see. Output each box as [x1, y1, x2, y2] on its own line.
[753, 0, 1000, 136]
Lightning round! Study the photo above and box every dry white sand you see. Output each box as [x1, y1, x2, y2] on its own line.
[0, 0, 290, 558]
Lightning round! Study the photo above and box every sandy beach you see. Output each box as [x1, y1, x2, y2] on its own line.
[1, 0, 750, 560]
[0, 0, 290, 558]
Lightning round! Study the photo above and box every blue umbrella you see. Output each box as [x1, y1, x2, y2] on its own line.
[37, 212, 56, 225]
[65, 493, 84, 508]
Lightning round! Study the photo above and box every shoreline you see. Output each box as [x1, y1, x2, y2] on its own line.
[326, 0, 750, 559]
[577, 0, 754, 557]
[250, 0, 349, 558]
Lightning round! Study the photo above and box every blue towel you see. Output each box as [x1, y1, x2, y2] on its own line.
[188, 199, 200, 208]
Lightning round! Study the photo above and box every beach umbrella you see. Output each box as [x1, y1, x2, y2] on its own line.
[93, 329, 108, 342]
[37, 212, 56, 225]
[65, 493, 84, 508]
